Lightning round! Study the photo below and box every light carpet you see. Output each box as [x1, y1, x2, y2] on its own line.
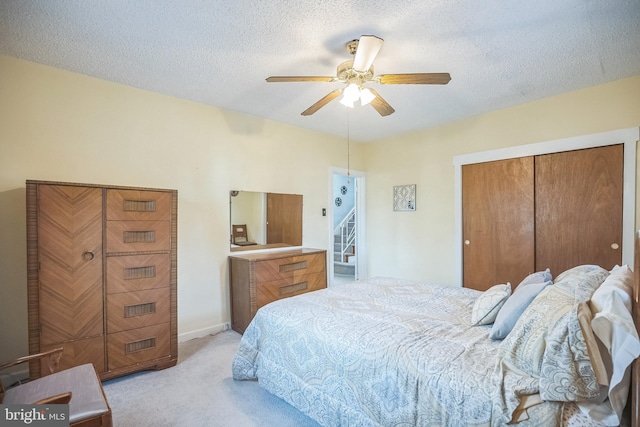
[102, 330, 321, 427]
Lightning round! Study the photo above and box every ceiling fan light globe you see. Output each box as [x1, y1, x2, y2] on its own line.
[360, 88, 375, 106]
[339, 97, 355, 108]
[343, 83, 360, 102]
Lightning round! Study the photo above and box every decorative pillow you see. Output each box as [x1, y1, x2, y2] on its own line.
[471, 283, 511, 326]
[499, 265, 608, 364]
[554, 264, 605, 285]
[489, 278, 552, 340]
[539, 302, 601, 401]
[516, 268, 553, 289]
[498, 285, 601, 402]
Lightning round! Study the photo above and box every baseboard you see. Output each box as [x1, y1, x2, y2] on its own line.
[177, 322, 231, 343]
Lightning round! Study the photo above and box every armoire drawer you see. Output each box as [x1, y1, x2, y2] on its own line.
[106, 253, 170, 294]
[107, 323, 170, 370]
[106, 220, 170, 253]
[256, 271, 326, 308]
[254, 253, 326, 283]
[107, 288, 171, 333]
[106, 189, 172, 221]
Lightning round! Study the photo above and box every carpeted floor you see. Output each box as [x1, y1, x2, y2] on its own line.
[103, 330, 321, 427]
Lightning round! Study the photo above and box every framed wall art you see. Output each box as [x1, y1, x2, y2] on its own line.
[393, 184, 416, 211]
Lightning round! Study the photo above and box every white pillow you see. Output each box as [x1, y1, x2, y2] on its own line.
[591, 264, 633, 313]
[471, 283, 511, 326]
[579, 265, 640, 426]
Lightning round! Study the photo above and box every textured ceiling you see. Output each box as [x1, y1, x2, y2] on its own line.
[1, 1, 639, 142]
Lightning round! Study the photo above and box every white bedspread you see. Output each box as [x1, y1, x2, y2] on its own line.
[232, 277, 564, 426]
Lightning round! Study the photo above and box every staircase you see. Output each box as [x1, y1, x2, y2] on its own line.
[334, 208, 356, 276]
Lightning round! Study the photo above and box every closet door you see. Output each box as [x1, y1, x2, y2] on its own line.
[462, 157, 535, 291]
[266, 193, 303, 246]
[36, 184, 105, 374]
[535, 144, 623, 275]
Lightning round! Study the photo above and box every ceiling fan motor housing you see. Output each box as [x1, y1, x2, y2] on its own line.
[337, 60, 374, 85]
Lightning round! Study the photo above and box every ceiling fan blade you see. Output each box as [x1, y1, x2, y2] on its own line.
[301, 89, 342, 116]
[266, 76, 335, 82]
[352, 35, 384, 72]
[377, 73, 451, 85]
[367, 89, 395, 116]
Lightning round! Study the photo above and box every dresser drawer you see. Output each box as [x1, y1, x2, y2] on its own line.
[106, 220, 170, 253]
[256, 271, 326, 308]
[107, 288, 171, 333]
[107, 323, 170, 370]
[106, 189, 172, 221]
[107, 253, 170, 294]
[254, 253, 326, 283]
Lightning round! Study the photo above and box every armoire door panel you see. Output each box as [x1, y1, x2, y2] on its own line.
[535, 144, 623, 275]
[462, 157, 535, 291]
[37, 185, 104, 346]
[41, 336, 105, 376]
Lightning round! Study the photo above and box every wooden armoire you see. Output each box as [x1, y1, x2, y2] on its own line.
[26, 180, 178, 380]
[462, 144, 623, 291]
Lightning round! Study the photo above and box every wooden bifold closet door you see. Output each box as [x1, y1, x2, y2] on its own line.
[535, 145, 623, 276]
[462, 144, 623, 291]
[462, 157, 535, 291]
[266, 193, 303, 246]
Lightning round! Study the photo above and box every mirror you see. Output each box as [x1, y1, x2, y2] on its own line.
[230, 191, 303, 251]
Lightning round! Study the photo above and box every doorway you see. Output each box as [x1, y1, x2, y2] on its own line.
[329, 169, 366, 285]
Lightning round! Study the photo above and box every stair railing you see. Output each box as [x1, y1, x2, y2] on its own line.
[335, 207, 356, 263]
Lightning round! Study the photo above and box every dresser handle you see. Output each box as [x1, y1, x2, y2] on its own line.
[82, 250, 95, 261]
[279, 261, 308, 273]
[280, 281, 308, 295]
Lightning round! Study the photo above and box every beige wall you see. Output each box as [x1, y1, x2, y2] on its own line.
[0, 55, 364, 362]
[1, 53, 638, 365]
[363, 75, 640, 285]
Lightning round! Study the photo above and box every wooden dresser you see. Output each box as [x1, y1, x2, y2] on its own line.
[26, 180, 178, 380]
[229, 248, 327, 333]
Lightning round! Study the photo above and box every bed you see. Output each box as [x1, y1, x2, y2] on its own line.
[232, 234, 640, 426]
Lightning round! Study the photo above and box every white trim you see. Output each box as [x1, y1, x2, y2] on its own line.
[229, 245, 303, 256]
[453, 127, 639, 285]
[178, 323, 229, 343]
[328, 167, 367, 285]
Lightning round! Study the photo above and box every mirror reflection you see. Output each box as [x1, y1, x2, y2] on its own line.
[230, 191, 303, 251]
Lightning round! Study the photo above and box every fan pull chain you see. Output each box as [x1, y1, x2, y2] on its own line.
[347, 112, 351, 184]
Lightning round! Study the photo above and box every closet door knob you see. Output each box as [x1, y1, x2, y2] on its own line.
[82, 250, 95, 261]
[464, 240, 470, 245]
[611, 243, 619, 250]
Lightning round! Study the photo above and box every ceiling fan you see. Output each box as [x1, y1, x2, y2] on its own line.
[266, 35, 451, 117]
